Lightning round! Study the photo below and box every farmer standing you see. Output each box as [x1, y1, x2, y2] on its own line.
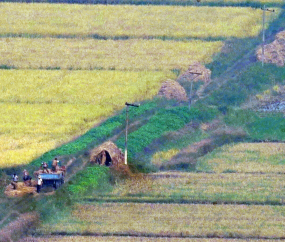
[42, 162, 49, 173]
[52, 157, 59, 172]
[11, 173, 19, 189]
[37, 175, 43, 193]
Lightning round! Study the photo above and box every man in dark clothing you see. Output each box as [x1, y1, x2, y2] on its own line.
[11, 174, 18, 189]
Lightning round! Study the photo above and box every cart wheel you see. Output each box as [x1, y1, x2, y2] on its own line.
[54, 181, 60, 189]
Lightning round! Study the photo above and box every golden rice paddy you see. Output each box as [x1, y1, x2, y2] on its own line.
[0, 38, 223, 71]
[0, 3, 279, 38]
[38, 202, 285, 238]
[0, 70, 171, 167]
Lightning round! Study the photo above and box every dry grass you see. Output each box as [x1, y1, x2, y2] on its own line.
[0, 3, 277, 39]
[27, 236, 285, 242]
[110, 172, 285, 203]
[38, 202, 285, 238]
[0, 70, 171, 168]
[0, 38, 223, 71]
[196, 142, 285, 173]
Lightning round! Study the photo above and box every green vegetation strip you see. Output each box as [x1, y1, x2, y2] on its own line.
[38, 202, 285, 239]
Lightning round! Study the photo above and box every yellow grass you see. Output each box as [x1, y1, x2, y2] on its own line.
[0, 70, 172, 168]
[0, 3, 279, 38]
[32, 236, 285, 242]
[39, 202, 285, 238]
[0, 38, 223, 71]
[196, 142, 285, 173]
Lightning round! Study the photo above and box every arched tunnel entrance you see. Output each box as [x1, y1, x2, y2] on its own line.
[96, 150, 112, 166]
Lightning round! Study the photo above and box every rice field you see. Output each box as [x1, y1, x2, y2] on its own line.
[38, 202, 285, 238]
[0, 3, 279, 39]
[0, 38, 223, 71]
[30, 236, 285, 242]
[108, 172, 285, 203]
[196, 142, 285, 173]
[0, 70, 171, 167]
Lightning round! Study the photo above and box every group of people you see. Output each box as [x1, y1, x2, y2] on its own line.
[10, 157, 60, 193]
[11, 169, 32, 190]
[41, 157, 60, 173]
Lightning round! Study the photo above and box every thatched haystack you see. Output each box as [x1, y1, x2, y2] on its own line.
[157, 79, 188, 101]
[90, 141, 131, 176]
[256, 30, 285, 66]
[4, 182, 37, 197]
[177, 62, 212, 83]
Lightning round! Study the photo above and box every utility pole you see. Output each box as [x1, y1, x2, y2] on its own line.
[261, 5, 275, 67]
[188, 72, 202, 109]
[124, 102, 140, 165]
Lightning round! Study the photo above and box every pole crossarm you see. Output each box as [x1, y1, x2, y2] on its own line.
[125, 102, 140, 107]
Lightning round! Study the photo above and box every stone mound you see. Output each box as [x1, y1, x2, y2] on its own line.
[256, 30, 285, 66]
[177, 62, 212, 83]
[157, 79, 188, 101]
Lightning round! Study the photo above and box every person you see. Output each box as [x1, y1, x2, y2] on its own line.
[23, 169, 28, 176]
[23, 171, 32, 186]
[37, 175, 43, 193]
[52, 157, 59, 172]
[11, 173, 19, 190]
[41, 162, 49, 173]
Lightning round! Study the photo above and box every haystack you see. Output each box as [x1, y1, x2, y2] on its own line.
[157, 79, 188, 101]
[177, 62, 212, 83]
[4, 182, 37, 197]
[90, 141, 131, 176]
[256, 30, 285, 66]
